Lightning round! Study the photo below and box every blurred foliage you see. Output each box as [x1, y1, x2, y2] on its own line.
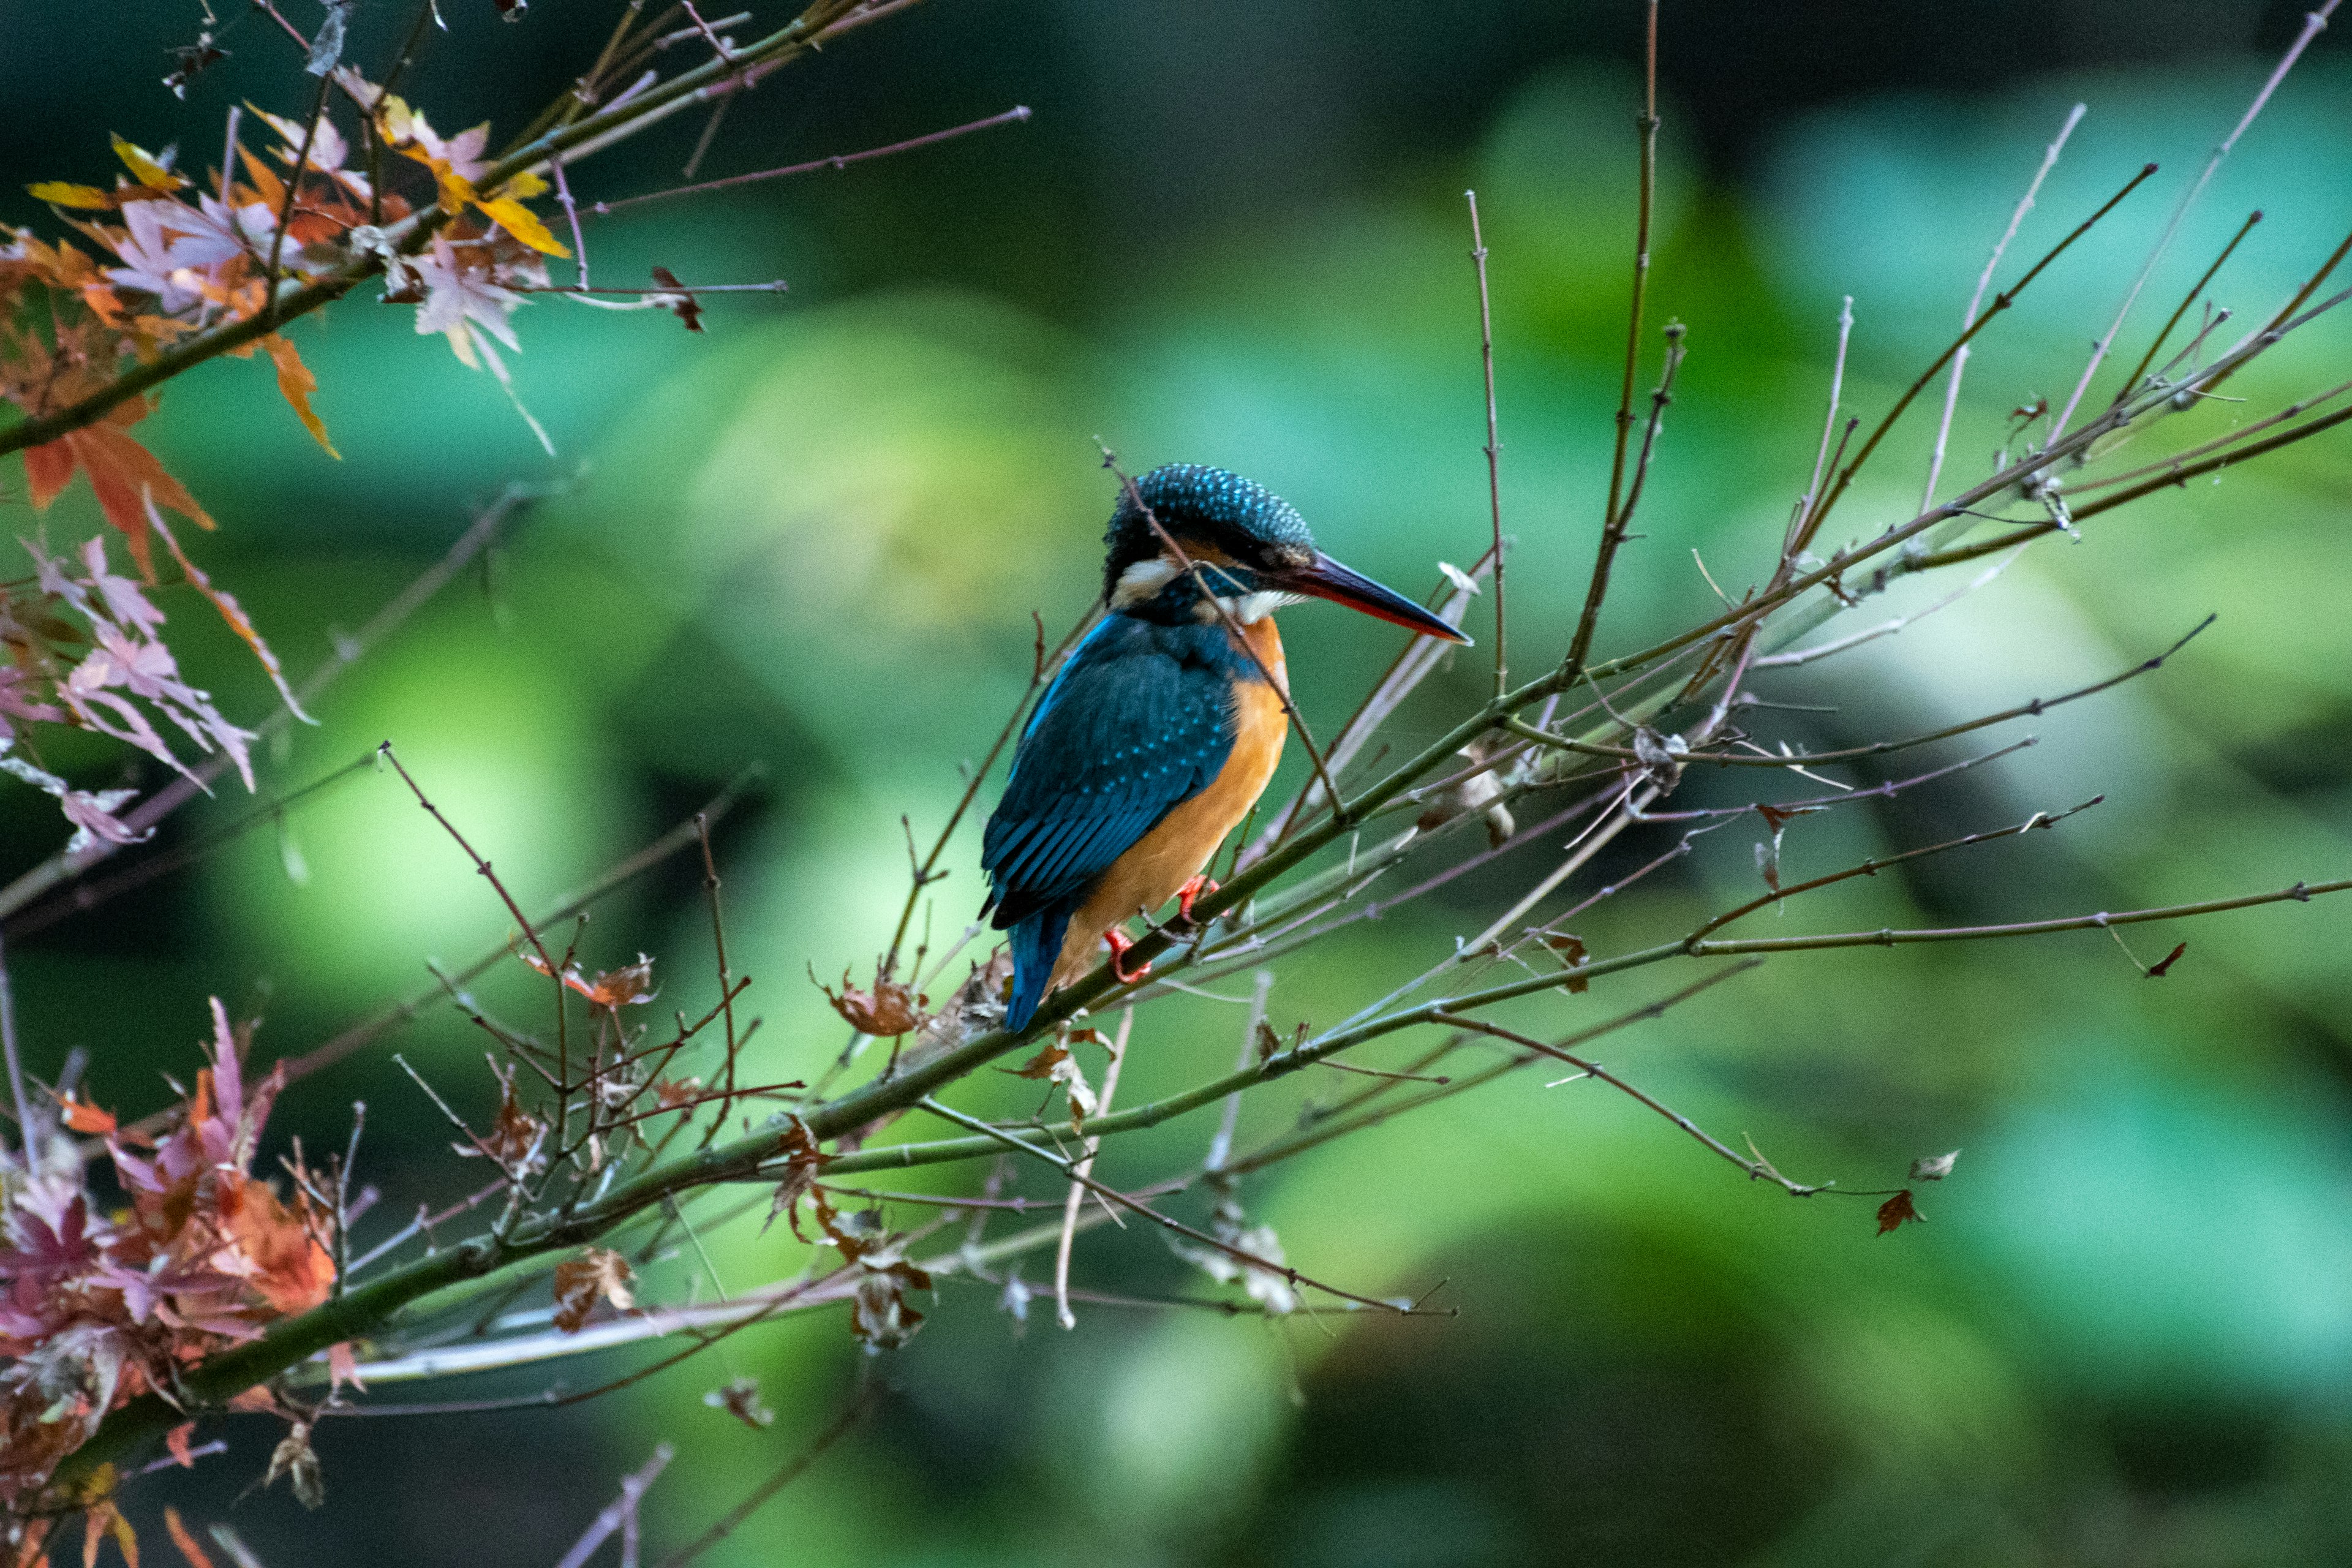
[4, 1, 2351, 1564]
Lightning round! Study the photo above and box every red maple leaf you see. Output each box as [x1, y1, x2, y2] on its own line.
[21, 396, 213, 580]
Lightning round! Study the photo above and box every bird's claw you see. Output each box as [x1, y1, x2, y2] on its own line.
[1105, 926, 1152, 984]
[1175, 874, 1219, 925]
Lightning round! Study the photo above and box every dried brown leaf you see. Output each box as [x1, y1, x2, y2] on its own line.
[821, 968, 925, 1036]
[1005, 1043, 1069, 1080]
[702, 1376, 774, 1430]
[765, 1116, 827, 1240]
[552, 1248, 636, 1333]
[1540, 933, 1590, 992]
[263, 1422, 324, 1509]
[1875, 1189, 1923, 1235]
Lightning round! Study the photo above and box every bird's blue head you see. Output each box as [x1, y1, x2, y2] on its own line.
[1101, 464, 1469, 644]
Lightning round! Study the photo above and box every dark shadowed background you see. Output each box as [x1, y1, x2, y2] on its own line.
[4, 1, 2351, 1562]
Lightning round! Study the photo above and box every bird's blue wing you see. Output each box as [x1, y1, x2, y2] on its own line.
[982, 616, 1237, 931]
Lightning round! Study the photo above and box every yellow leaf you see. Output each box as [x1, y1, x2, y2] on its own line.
[261, 333, 339, 458]
[111, 135, 184, 190]
[476, 195, 570, 257]
[375, 92, 419, 146]
[500, 169, 549, 198]
[397, 143, 475, 218]
[26, 181, 111, 208]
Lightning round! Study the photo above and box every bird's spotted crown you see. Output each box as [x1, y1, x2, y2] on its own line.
[1102, 464, 1314, 601]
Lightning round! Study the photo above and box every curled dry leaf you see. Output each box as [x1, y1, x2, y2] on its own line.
[809, 1189, 931, 1351]
[1540, 933, 1591, 992]
[1005, 1042, 1068, 1080]
[1005, 1040, 1095, 1129]
[764, 1115, 827, 1238]
[453, 1064, 548, 1177]
[703, 1376, 774, 1430]
[649, 265, 704, 333]
[820, 968, 925, 1037]
[1875, 1189, 1923, 1235]
[524, 950, 658, 1009]
[263, 1420, 325, 1509]
[551, 1248, 637, 1333]
[1909, 1150, 1961, 1182]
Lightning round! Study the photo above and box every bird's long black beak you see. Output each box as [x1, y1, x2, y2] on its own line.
[1281, 552, 1473, 644]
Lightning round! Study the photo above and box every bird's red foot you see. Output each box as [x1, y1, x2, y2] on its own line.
[1176, 874, 1220, 924]
[1104, 926, 1152, 984]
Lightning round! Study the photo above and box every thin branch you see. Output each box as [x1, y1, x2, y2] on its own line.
[0, 931, 29, 1144]
[693, 813, 741, 1147]
[1923, 102, 2086, 512]
[1584, 0, 1662, 683]
[2050, 0, 2341, 439]
[1684, 797, 2102, 944]
[1054, 1006, 1129, 1329]
[1434, 1001, 1852, 1197]
[1806, 295, 1856, 521]
[556, 1445, 674, 1568]
[918, 1096, 1407, 1314]
[589, 105, 1032, 216]
[1799, 160, 2162, 546]
[1510, 612, 2209, 771]
[1615, 320, 1688, 551]
[1466, 189, 1507, 698]
[2109, 208, 2262, 407]
[7, 751, 379, 941]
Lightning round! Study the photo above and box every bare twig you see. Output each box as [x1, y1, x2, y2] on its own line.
[1569, 0, 1661, 688]
[2109, 208, 2261, 406]
[1466, 189, 1507, 697]
[555, 1444, 674, 1568]
[1054, 1006, 1130, 1329]
[0, 931, 29, 1143]
[2050, 0, 2341, 439]
[694, 812, 742, 1147]
[1923, 102, 2086, 511]
[590, 105, 1032, 216]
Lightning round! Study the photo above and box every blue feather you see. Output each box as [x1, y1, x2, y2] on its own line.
[1005, 907, 1072, 1033]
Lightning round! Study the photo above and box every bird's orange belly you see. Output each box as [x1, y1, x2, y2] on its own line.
[1052, 620, 1287, 989]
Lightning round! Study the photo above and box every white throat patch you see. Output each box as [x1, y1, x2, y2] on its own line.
[1198, 590, 1298, 625]
[1110, 556, 1182, 609]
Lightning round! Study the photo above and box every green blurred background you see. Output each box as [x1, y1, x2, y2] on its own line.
[6, 1, 2352, 1562]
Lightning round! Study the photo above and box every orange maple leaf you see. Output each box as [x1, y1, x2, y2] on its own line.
[260, 334, 338, 458]
[21, 398, 213, 581]
[221, 1177, 334, 1315]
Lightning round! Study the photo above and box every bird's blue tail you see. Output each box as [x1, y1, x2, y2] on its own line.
[1005, 907, 1071, 1035]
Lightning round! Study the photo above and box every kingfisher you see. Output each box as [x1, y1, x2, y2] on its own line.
[981, 464, 1470, 1033]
